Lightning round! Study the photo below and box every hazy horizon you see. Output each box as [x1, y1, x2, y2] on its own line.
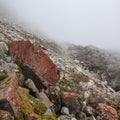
[0, 0, 120, 50]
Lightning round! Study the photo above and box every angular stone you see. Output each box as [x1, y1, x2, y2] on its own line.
[0, 74, 19, 119]
[0, 73, 47, 119]
[25, 79, 55, 116]
[39, 92, 55, 116]
[71, 118, 77, 120]
[61, 106, 70, 115]
[58, 115, 71, 120]
[62, 92, 81, 113]
[85, 106, 94, 115]
[97, 103, 118, 120]
[9, 41, 59, 88]
[58, 115, 77, 120]
[39, 92, 53, 108]
[25, 79, 40, 98]
[44, 108, 54, 116]
[62, 92, 77, 106]
[0, 62, 19, 75]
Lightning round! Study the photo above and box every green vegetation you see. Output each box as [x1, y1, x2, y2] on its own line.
[30, 96, 47, 115]
[37, 115, 57, 120]
[0, 74, 9, 81]
[16, 86, 57, 120]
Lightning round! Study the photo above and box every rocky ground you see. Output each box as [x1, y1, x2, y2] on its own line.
[0, 18, 120, 120]
[67, 44, 120, 91]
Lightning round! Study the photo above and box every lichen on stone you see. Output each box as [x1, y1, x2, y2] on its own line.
[37, 115, 57, 120]
[0, 73, 9, 81]
[17, 66, 23, 74]
[16, 86, 51, 119]
[29, 95, 47, 115]
[17, 87, 33, 116]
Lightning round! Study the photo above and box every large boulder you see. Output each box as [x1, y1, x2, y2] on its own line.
[9, 41, 59, 88]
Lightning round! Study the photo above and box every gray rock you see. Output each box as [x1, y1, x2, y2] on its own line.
[71, 118, 77, 120]
[85, 106, 94, 115]
[25, 79, 39, 98]
[58, 115, 77, 120]
[5, 56, 12, 63]
[61, 107, 70, 115]
[0, 60, 19, 74]
[44, 108, 54, 116]
[58, 115, 71, 120]
[0, 42, 8, 58]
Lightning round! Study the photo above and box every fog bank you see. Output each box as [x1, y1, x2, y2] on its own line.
[0, 0, 120, 50]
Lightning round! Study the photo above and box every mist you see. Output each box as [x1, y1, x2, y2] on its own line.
[0, 0, 120, 50]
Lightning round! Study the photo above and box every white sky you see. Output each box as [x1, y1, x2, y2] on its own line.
[0, 0, 120, 50]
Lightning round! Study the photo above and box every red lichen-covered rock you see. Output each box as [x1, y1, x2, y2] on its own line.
[62, 92, 80, 113]
[96, 103, 118, 120]
[0, 74, 21, 119]
[0, 73, 48, 119]
[9, 41, 59, 87]
[62, 92, 77, 106]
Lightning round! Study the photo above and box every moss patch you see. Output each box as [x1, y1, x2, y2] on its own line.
[30, 95, 47, 115]
[17, 87, 33, 116]
[87, 97, 97, 108]
[0, 74, 9, 81]
[37, 115, 57, 120]
[17, 66, 23, 74]
[16, 86, 51, 119]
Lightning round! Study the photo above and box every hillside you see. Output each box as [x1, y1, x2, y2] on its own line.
[67, 44, 120, 91]
[0, 18, 120, 120]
